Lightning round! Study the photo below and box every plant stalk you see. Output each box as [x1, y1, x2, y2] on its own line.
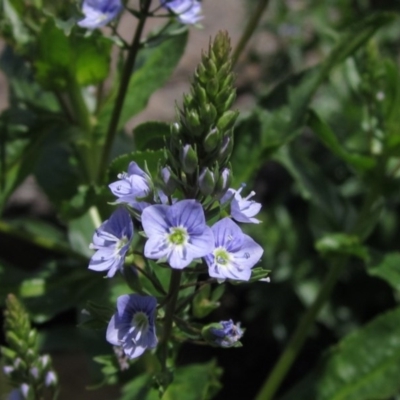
[98, 0, 152, 181]
[160, 269, 182, 371]
[256, 162, 385, 400]
[232, 0, 271, 66]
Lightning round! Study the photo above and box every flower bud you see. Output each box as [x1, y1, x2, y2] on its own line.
[214, 168, 232, 199]
[45, 371, 58, 387]
[199, 103, 217, 125]
[216, 110, 239, 132]
[159, 166, 177, 196]
[203, 127, 221, 153]
[218, 134, 234, 163]
[198, 168, 215, 196]
[179, 144, 198, 174]
[201, 320, 243, 348]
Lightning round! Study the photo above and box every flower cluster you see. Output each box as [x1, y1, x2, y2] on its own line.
[77, 0, 203, 30]
[85, 33, 267, 365]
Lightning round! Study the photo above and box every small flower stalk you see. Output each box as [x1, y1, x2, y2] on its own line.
[2, 295, 58, 400]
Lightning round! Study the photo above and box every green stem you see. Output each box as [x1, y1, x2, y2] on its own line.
[160, 269, 182, 371]
[232, 0, 271, 66]
[0, 220, 88, 262]
[255, 165, 384, 400]
[255, 257, 345, 400]
[98, 0, 152, 181]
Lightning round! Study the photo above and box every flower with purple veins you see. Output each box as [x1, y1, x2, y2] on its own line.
[142, 199, 214, 269]
[221, 185, 262, 224]
[89, 208, 133, 278]
[106, 294, 158, 359]
[78, 0, 123, 29]
[109, 162, 152, 211]
[205, 218, 263, 281]
[210, 320, 244, 348]
[160, 0, 202, 25]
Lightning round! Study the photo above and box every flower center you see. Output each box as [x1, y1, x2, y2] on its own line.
[167, 226, 188, 246]
[214, 247, 231, 266]
[116, 235, 129, 251]
[132, 311, 149, 332]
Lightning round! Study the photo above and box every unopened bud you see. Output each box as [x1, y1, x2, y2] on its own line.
[203, 127, 221, 153]
[199, 103, 217, 125]
[198, 168, 215, 196]
[201, 320, 243, 348]
[159, 166, 177, 196]
[216, 110, 239, 132]
[179, 144, 198, 174]
[45, 371, 58, 387]
[214, 168, 232, 199]
[218, 134, 234, 163]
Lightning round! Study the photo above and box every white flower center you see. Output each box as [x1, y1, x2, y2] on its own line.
[167, 226, 189, 246]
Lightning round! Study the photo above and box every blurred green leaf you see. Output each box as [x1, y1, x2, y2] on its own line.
[315, 233, 369, 260]
[68, 207, 100, 258]
[121, 374, 158, 400]
[193, 284, 219, 319]
[35, 20, 111, 89]
[134, 121, 170, 152]
[162, 360, 222, 400]
[79, 300, 115, 330]
[368, 253, 400, 292]
[239, 12, 396, 186]
[98, 31, 188, 131]
[281, 306, 400, 400]
[2, 0, 30, 45]
[0, 260, 105, 323]
[108, 149, 164, 182]
[308, 110, 376, 171]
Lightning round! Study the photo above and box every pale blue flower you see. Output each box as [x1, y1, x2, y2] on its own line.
[106, 294, 158, 359]
[221, 185, 262, 224]
[210, 320, 243, 348]
[161, 0, 202, 25]
[78, 0, 122, 29]
[89, 208, 133, 278]
[109, 162, 152, 211]
[142, 199, 214, 269]
[205, 218, 263, 281]
[8, 389, 24, 400]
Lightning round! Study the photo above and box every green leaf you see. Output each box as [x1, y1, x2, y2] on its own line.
[281, 306, 400, 400]
[79, 301, 115, 330]
[368, 253, 400, 292]
[192, 285, 220, 319]
[2, 0, 30, 45]
[315, 233, 369, 260]
[73, 34, 112, 86]
[121, 374, 159, 400]
[134, 121, 170, 151]
[162, 360, 222, 400]
[308, 110, 376, 171]
[0, 260, 106, 323]
[108, 149, 165, 182]
[35, 20, 112, 89]
[244, 12, 395, 186]
[98, 31, 188, 131]
[67, 207, 100, 258]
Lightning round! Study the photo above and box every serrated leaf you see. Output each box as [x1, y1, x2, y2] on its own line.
[134, 121, 170, 151]
[281, 306, 400, 400]
[315, 233, 369, 260]
[108, 149, 165, 182]
[368, 253, 400, 292]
